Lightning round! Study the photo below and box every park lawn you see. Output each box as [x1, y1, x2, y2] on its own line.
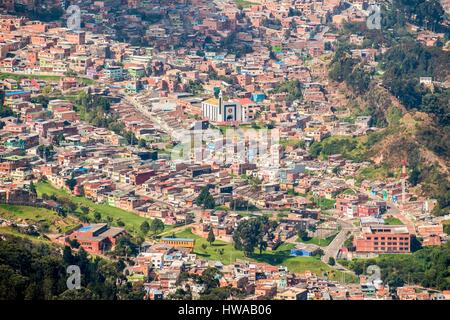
[36, 181, 173, 234]
[297, 233, 337, 247]
[175, 228, 246, 264]
[174, 229, 357, 282]
[384, 217, 404, 225]
[0, 204, 79, 233]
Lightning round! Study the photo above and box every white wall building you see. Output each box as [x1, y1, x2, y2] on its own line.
[201, 92, 244, 123]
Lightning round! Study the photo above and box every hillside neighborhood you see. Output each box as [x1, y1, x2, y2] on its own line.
[0, 0, 449, 301]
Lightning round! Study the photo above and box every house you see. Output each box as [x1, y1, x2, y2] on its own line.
[274, 287, 308, 300]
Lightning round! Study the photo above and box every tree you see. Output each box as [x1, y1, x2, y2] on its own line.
[140, 221, 150, 235]
[93, 211, 102, 222]
[58, 288, 94, 300]
[138, 139, 147, 148]
[297, 229, 309, 241]
[37, 145, 54, 161]
[29, 181, 37, 196]
[332, 166, 342, 176]
[69, 239, 80, 249]
[0, 235, 145, 300]
[203, 195, 216, 209]
[207, 228, 216, 245]
[149, 218, 164, 237]
[258, 237, 267, 254]
[114, 236, 138, 257]
[233, 216, 275, 256]
[200, 267, 222, 292]
[308, 225, 317, 234]
[63, 246, 74, 264]
[408, 168, 421, 186]
[195, 185, 216, 209]
[328, 257, 336, 266]
[65, 175, 77, 191]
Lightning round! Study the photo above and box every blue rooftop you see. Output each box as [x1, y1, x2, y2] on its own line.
[78, 226, 93, 232]
[162, 237, 194, 242]
[5, 90, 31, 96]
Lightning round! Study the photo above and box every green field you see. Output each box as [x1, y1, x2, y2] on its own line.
[0, 204, 79, 233]
[0, 72, 94, 85]
[383, 217, 404, 225]
[174, 228, 246, 264]
[313, 197, 336, 210]
[174, 229, 356, 282]
[298, 233, 337, 247]
[0, 226, 52, 244]
[36, 181, 172, 234]
[234, 0, 256, 8]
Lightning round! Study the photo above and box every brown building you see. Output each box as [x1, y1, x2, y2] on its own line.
[354, 225, 411, 254]
[68, 223, 126, 254]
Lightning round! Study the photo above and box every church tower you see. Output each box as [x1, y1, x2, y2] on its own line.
[218, 90, 224, 122]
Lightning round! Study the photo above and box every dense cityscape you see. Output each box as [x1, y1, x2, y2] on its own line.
[0, 0, 449, 302]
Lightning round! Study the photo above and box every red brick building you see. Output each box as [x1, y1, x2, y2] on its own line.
[354, 225, 411, 254]
[68, 223, 126, 254]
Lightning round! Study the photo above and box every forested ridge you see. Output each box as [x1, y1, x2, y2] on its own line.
[0, 235, 143, 300]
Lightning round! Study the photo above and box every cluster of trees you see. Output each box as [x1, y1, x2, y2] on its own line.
[36, 145, 55, 161]
[139, 219, 165, 238]
[31, 95, 50, 109]
[329, 22, 449, 216]
[309, 136, 364, 161]
[408, 162, 450, 217]
[185, 80, 204, 95]
[14, 3, 63, 22]
[270, 80, 303, 105]
[381, 40, 450, 126]
[329, 43, 373, 95]
[111, 235, 140, 258]
[195, 185, 216, 209]
[390, 0, 448, 33]
[73, 91, 141, 146]
[219, 31, 253, 58]
[0, 89, 14, 118]
[229, 199, 258, 211]
[74, 91, 114, 128]
[343, 242, 450, 291]
[0, 235, 143, 300]
[233, 216, 277, 256]
[261, 18, 282, 30]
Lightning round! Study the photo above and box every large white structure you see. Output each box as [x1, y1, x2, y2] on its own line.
[201, 92, 244, 123]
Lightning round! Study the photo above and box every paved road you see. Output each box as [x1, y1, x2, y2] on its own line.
[122, 93, 177, 139]
[321, 218, 354, 264]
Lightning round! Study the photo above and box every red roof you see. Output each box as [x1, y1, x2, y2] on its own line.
[234, 98, 254, 106]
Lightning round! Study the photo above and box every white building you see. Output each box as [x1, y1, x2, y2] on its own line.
[201, 92, 244, 123]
